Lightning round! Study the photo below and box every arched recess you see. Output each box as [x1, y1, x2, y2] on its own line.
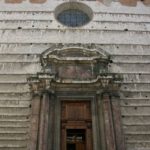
[28, 44, 125, 150]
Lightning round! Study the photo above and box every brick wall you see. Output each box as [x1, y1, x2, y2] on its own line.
[4, 0, 150, 6]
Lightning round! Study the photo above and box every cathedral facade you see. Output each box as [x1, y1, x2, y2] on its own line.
[0, 0, 150, 150]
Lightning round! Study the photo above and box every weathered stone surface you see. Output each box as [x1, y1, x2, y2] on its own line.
[0, 30, 149, 45]
[0, 75, 29, 83]
[0, 1, 149, 14]
[0, 12, 150, 22]
[0, 63, 41, 74]
[0, 54, 39, 63]
[1, 21, 150, 32]
[121, 106, 150, 115]
[0, 1, 149, 150]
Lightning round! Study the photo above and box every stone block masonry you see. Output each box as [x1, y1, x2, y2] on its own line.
[0, 0, 150, 150]
[4, 0, 150, 6]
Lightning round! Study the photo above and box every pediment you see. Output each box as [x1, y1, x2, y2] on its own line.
[28, 44, 122, 93]
[39, 45, 111, 83]
[42, 45, 109, 63]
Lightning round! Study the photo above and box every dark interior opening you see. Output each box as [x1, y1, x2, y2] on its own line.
[66, 129, 85, 150]
[67, 143, 76, 150]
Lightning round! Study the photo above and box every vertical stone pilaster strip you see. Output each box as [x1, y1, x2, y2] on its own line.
[30, 94, 41, 150]
[111, 95, 126, 150]
[47, 94, 55, 150]
[103, 93, 116, 150]
[43, 93, 50, 150]
[97, 94, 105, 150]
[38, 93, 50, 150]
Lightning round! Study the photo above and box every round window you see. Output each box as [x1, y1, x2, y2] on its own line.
[55, 2, 93, 27]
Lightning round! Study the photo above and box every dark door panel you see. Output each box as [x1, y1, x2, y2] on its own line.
[61, 101, 93, 150]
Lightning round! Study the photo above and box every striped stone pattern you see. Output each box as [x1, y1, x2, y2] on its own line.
[0, 1, 149, 150]
[3, 0, 150, 6]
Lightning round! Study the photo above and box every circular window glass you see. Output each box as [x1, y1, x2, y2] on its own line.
[57, 9, 90, 27]
[55, 2, 93, 27]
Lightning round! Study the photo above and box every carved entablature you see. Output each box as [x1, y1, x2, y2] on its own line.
[28, 44, 122, 94]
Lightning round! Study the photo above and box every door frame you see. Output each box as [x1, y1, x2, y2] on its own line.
[54, 93, 101, 150]
[29, 90, 126, 150]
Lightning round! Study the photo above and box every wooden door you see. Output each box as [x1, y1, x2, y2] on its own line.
[61, 101, 93, 150]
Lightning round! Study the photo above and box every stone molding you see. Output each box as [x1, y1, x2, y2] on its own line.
[28, 44, 122, 94]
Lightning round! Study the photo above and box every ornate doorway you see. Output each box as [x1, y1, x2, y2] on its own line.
[61, 101, 93, 150]
[29, 44, 125, 150]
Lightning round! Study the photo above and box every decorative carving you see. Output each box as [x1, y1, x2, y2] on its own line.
[28, 45, 122, 94]
[45, 48, 107, 61]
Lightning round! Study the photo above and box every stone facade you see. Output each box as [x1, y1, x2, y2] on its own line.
[4, 0, 150, 5]
[0, 0, 150, 150]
